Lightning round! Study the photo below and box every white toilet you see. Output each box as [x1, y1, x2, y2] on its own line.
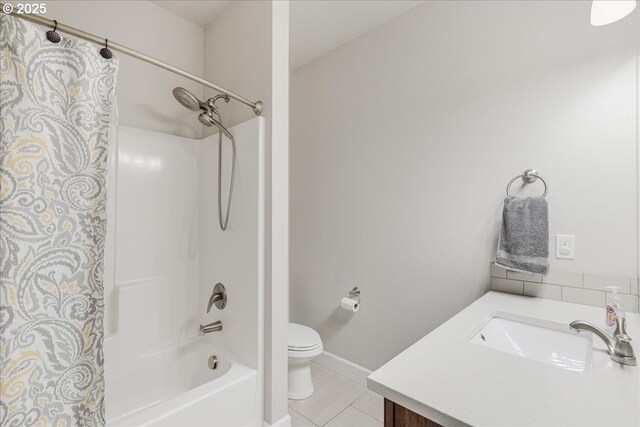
[288, 323, 323, 399]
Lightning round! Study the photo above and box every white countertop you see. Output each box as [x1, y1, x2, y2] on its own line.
[367, 292, 640, 426]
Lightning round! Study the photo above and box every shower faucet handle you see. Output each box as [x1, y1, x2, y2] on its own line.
[206, 283, 227, 313]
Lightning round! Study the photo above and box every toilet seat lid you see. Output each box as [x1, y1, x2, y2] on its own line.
[288, 323, 321, 350]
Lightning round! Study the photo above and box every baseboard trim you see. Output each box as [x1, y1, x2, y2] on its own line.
[314, 351, 372, 387]
[263, 414, 291, 427]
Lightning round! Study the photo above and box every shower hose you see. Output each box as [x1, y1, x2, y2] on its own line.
[218, 129, 235, 231]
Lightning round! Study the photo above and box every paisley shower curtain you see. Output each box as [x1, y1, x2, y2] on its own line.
[0, 15, 118, 426]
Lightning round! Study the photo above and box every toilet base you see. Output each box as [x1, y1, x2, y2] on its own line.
[288, 358, 314, 400]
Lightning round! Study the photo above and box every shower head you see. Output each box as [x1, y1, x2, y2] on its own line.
[198, 111, 217, 127]
[173, 87, 205, 111]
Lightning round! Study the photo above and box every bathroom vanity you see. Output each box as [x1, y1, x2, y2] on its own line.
[384, 399, 442, 427]
[368, 292, 640, 426]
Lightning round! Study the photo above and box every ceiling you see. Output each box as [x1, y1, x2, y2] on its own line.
[290, 1, 423, 69]
[153, 0, 423, 70]
[153, 1, 231, 28]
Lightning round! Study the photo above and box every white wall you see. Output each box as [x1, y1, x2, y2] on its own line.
[46, 0, 204, 138]
[290, 0, 640, 370]
[269, 3, 290, 426]
[203, 2, 290, 425]
[203, 1, 272, 130]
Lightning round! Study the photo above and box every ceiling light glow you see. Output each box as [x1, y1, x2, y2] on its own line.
[591, 0, 637, 26]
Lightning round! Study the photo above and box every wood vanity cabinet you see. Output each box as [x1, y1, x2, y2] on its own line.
[384, 399, 442, 427]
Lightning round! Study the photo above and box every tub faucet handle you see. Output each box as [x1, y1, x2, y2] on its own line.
[206, 283, 227, 313]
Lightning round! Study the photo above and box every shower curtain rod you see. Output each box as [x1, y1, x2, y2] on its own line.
[1, 5, 263, 115]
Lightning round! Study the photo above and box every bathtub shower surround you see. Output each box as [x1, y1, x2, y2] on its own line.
[0, 15, 119, 426]
[104, 119, 265, 426]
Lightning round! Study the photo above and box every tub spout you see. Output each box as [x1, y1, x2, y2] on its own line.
[199, 320, 223, 336]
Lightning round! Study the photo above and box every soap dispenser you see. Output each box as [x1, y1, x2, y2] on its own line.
[605, 286, 625, 334]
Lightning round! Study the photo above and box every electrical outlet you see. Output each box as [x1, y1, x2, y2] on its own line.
[556, 235, 575, 259]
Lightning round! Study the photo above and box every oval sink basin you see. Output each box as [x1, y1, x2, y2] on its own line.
[470, 314, 593, 372]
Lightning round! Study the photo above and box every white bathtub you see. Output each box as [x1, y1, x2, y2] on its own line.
[107, 340, 259, 427]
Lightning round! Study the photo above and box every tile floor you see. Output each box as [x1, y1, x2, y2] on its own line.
[289, 363, 383, 427]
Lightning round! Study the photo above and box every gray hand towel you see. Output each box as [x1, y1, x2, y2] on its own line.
[496, 196, 549, 275]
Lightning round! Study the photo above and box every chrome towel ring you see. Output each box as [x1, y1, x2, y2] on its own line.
[506, 168, 548, 198]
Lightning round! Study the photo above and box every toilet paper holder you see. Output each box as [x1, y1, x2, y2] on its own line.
[347, 287, 360, 304]
[341, 287, 361, 312]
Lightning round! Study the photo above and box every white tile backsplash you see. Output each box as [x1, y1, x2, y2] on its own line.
[490, 263, 507, 278]
[490, 277, 524, 295]
[507, 270, 542, 283]
[543, 269, 582, 288]
[489, 263, 638, 312]
[562, 287, 605, 308]
[524, 282, 562, 301]
[583, 273, 631, 294]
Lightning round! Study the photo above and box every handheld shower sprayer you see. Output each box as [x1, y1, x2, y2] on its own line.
[172, 87, 236, 231]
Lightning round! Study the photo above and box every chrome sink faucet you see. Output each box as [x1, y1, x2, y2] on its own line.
[199, 283, 227, 336]
[570, 316, 637, 366]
